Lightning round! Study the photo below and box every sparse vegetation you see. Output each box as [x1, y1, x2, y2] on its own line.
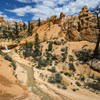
[69, 63, 76, 72]
[48, 76, 55, 83]
[27, 21, 33, 36]
[14, 22, 19, 38]
[33, 33, 42, 60]
[48, 67, 56, 73]
[55, 73, 62, 83]
[75, 49, 92, 63]
[37, 18, 41, 26]
[48, 42, 53, 51]
[23, 41, 33, 57]
[69, 55, 75, 62]
[48, 73, 62, 84]
[75, 81, 81, 86]
[85, 82, 100, 91]
[64, 72, 71, 77]
[72, 88, 79, 92]
[61, 47, 68, 62]
[4, 54, 16, 70]
[4, 55, 13, 62]
[79, 75, 85, 81]
[11, 62, 16, 70]
[62, 85, 67, 90]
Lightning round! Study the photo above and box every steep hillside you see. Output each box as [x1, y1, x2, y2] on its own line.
[19, 6, 99, 46]
[0, 55, 27, 100]
[0, 5, 100, 100]
[0, 54, 41, 100]
[0, 6, 99, 49]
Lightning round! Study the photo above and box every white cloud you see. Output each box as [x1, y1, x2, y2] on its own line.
[17, 0, 32, 3]
[8, 6, 33, 16]
[0, 11, 21, 22]
[12, 0, 100, 20]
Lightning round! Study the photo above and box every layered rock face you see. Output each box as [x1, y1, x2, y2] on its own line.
[79, 5, 91, 18]
[79, 6, 98, 42]
[60, 6, 99, 42]
[0, 17, 5, 24]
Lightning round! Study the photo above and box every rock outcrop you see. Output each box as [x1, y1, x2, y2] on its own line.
[61, 6, 99, 42]
[79, 5, 91, 19]
[0, 17, 5, 23]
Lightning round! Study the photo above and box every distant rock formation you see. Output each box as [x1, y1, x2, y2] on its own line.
[79, 5, 91, 19]
[0, 17, 5, 23]
[61, 6, 98, 42]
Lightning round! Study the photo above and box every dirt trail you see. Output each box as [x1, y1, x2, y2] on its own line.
[8, 51, 51, 100]
[7, 51, 100, 100]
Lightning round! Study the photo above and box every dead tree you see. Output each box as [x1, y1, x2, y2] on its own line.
[93, 9, 100, 58]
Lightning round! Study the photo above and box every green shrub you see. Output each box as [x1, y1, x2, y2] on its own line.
[75, 49, 92, 63]
[61, 47, 68, 52]
[48, 67, 56, 73]
[48, 76, 55, 83]
[69, 55, 75, 62]
[69, 63, 76, 72]
[55, 73, 62, 83]
[72, 88, 79, 92]
[36, 64, 42, 69]
[11, 62, 16, 70]
[38, 57, 47, 67]
[61, 53, 67, 62]
[61, 47, 68, 62]
[64, 72, 71, 77]
[48, 73, 62, 84]
[80, 75, 85, 81]
[48, 42, 53, 51]
[85, 82, 100, 91]
[23, 42, 33, 57]
[62, 85, 67, 90]
[75, 81, 81, 86]
[4, 55, 13, 62]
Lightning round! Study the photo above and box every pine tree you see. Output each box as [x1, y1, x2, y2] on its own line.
[37, 18, 41, 27]
[33, 33, 42, 60]
[14, 22, 19, 37]
[23, 41, 33, 57]
[48, 20, 51, 30]
[48, 42, 52, 51]
[23, 22, 27, 30]
[27, 21, 33, 36]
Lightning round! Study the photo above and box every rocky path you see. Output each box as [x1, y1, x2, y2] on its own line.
[8, 51, 51, 100]
[7, 51, 100, 100]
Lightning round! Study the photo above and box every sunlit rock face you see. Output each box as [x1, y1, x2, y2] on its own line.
[79, 5, 91, 19]
[60, 6, 98, 42]
[0, 17, 5, 23]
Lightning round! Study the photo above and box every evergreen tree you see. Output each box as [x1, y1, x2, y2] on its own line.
[28, 21, 31, 32]
[14, 22, 19, 37]
[27, 21, 33, 36]
[7, 24, 10, 30]
[48, 20, 51, 30]
[23, 22, 27, 30]
[37, 18, 41, 27]
[33, 33, 42, 60]
[8, 32, 13, 39]
[48, 42, 53, 51]
[23, 41, 33, 57]
[3, 30, 7, 38]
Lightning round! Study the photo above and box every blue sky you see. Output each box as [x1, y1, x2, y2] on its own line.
[0, 0, 100, 22]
